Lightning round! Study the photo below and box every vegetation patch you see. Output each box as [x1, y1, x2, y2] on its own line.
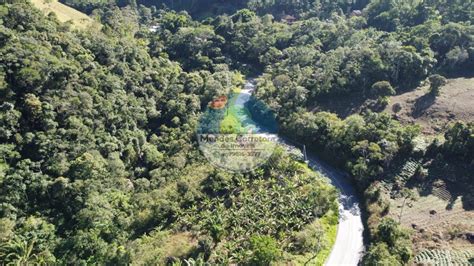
[288, 209, 338, 265]
[1, 0, 473, 265]
[415, 249, 474, 265]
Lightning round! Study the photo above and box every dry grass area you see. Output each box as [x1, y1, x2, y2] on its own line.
[161, 232, 198, 258]
[30, 0, 100, 30]
[387, 187, 473, 260]
[385, 77, 474, 135]
[313, 77, 474, 135]
[129, 230, 198, 265]
[381, 156, 474, 264]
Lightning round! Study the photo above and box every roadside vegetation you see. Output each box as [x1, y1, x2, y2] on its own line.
[1, 0, 473, 264]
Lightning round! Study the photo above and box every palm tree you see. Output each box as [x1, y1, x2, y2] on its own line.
[0, 239, 43, 265]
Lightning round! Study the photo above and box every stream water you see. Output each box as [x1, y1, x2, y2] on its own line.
[238, 78, 365, 265]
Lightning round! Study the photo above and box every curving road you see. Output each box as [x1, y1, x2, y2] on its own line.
[243, 80, 365, 265]
[307, 155, 365, 265]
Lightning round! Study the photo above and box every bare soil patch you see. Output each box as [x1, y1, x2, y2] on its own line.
[385, 77, 474, 135]
[380, 155, 474, 263]
[312, 78, 474, 136]
[389, 193, 473, 252]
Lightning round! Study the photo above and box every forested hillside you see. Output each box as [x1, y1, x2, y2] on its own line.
[1, 0, 473, 265]
[0, 2, 339, 264]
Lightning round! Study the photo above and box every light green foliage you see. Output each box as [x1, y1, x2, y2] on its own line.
[142, 143, 164, 168]
[178, 149, 337, 263]
[128, 230, 198, 265]
[219, 112, 242, 133]
[294, 220, 327, 253]
[415, 249, 474, 265]
[160, 11, 191, 33]
[0, 216, 57, 265]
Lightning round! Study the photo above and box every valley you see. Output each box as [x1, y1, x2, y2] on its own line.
[0, 0, 472, 265]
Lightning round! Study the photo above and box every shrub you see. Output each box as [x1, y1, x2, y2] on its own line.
[248, 235, 281, 265]
[428, 74, 447, 95]
[414, 165, 428, 181]
[371, 81, 396, 98]
[363, 242, 401, 266]
[392, 103, 402, 113]
[376, 96, 390, 108]
[293, 220, 327, 253]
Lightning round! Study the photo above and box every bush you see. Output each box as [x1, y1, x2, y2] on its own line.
[376, 218, 405, 247]
[414, 165, 428, 181]
[376, 96, 390, 108]
[392, 103, 402, 113]
[371, 81, 396, 98]
[428, 74, 447, 95]
[363, 242, 401, 266]
[364, 218, 413, 264]
[248, 235, 281, 265]
[293, 220, 327, 253]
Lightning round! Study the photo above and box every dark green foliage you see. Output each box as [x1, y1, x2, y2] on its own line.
[2, 0, 473, 265]
[0, 3, 340, 264]
[364, 218, 412, 265]
[428, 74, 447, 95]
[281, 110, 420, 185]
[371, 81, 395, 98]
[0, 2, 229, 264]
[60, 0, 112, 14]
[363, 242, 400, 266]
[442, 122, 474, 166]
[111, 0, 368, 19]
[248, 235, 281, 265]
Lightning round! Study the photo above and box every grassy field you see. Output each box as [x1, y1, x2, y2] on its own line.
[30, 0, 100, 30]
[219, 91, 253, 134]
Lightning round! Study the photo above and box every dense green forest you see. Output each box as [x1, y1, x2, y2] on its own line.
[1, 0, 473, 265]
[0, 1, 342, 264]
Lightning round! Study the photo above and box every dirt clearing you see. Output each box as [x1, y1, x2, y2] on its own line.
[386, 77, 474, 135]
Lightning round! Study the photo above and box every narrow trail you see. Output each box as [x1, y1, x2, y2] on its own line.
[242, 79, 365, 265]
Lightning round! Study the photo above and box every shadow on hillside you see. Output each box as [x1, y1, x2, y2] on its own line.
[311, 93, 368, 118]
[412, 93, 436, 118]
[416, 161, 474, 211]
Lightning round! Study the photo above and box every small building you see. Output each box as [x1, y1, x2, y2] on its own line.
[351, 10, 362, 17]
[149, 25, 159, 33]
[281, 15, 296, 24]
